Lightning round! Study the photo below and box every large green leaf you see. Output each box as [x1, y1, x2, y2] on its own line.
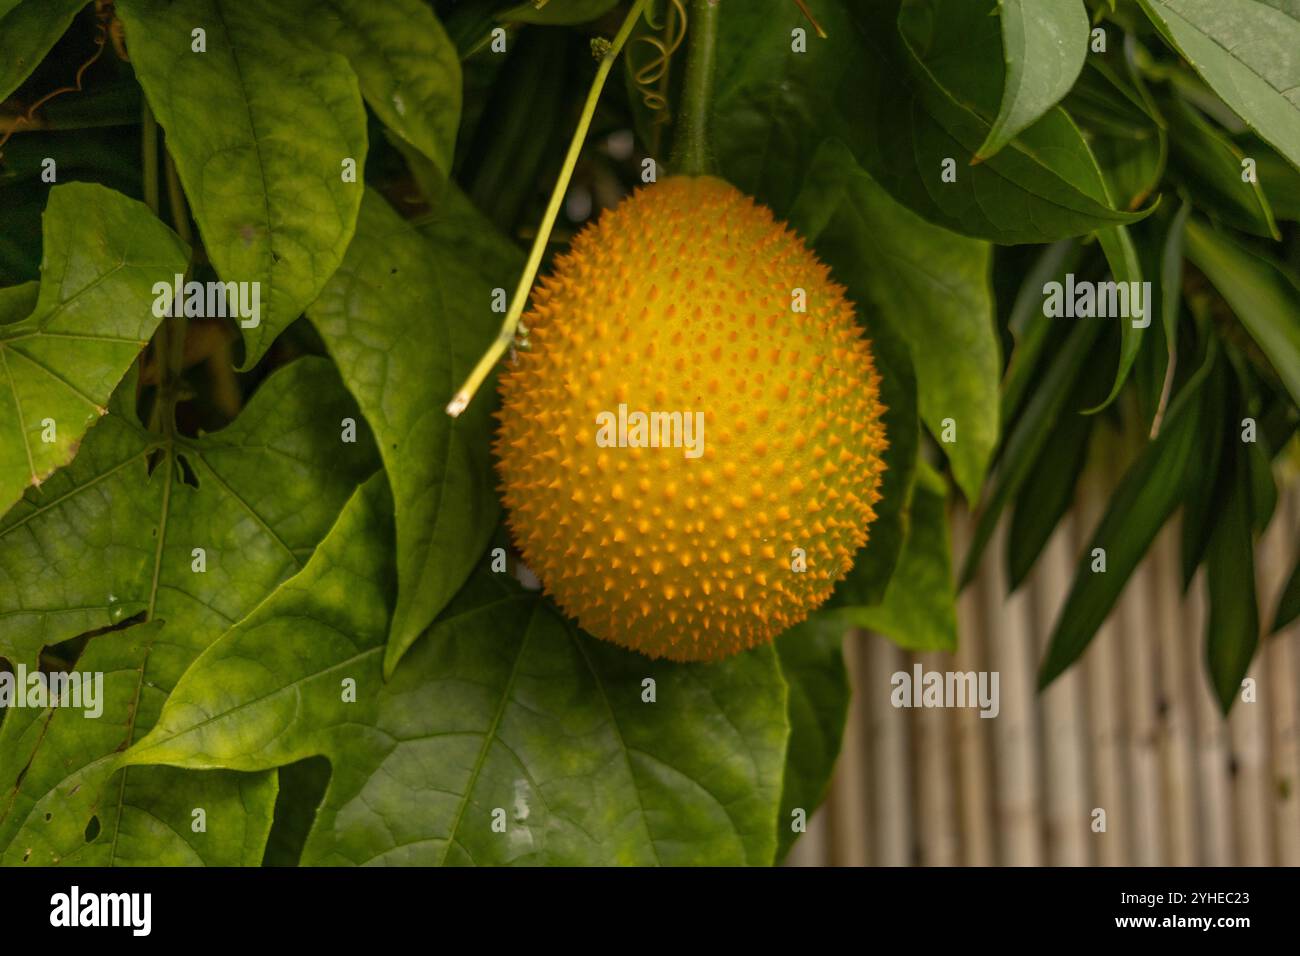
[788, 149, 920, 607]
[1137, 0, 1300, 171]
[1038, 344, 1219, 687]
[1185, 218, 1300, 408]
[0, 0, 86, 105]
[976, 0, 1090, 161]
[0, 358, 377, 865]
[0, 183, 187, 516]
[126, 475, 791, 866]
[790, 141, 996, 502]
[774, 613, 849, 862]
[283, 0, 460, 175]
[307, 188, 521, 679]
[115, 0, 368, 368]
[709, 0, 1143, 242]
[835, 460, 956, 653]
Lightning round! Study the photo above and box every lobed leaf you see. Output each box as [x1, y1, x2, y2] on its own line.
[0, 183, 187, 516]
[0, 357, 377, 865]
[127, 475, 792, 866]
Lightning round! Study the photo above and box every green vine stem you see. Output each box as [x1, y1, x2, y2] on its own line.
[446, 0, 652, 418]
[671, 0, 720, 176]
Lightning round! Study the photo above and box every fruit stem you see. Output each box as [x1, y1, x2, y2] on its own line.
[671, 0, 720, 177]
[446, 0, 652, 418]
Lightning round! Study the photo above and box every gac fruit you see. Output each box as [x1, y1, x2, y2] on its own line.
[495, 175, 886, 661]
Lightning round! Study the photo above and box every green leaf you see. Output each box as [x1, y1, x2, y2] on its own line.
[1164, 94, 1280, 239]
[127, 476, 792, 866]
[0, 357, 378, 865]
[790, 141, 997, 502]
[115, 0, 368, 369]
[498, 0, 620, 25]
[836, 461, 957, 652]
[0, 0, 86, 105]
[1184, 218, 1300, 408]
[1089, 224, 1147, 412]
[282, 0, 460, 176]
[1039, 343, 1219, 687]
[1274, 551, 1300, 633]
[307, 189, 522, 679]
[0, 183, 187, 516]
[709, 0, 1144, 242]
[977, 0, 1090, 161]
[788, 148, 920, 606]
[774, 614, 849, 861]
[1203, 440, 1258, 713]
[870, 0, 1146, 242]
[1136, 0, 1300, 171]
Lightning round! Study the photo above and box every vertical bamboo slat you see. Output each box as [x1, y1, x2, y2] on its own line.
[914, 650, 960, 865]
[1151, 524, 1200, 865]
[981, 522, 1044, 865]
[951, 508, 998, 865]
[1028, 524, 1091, 865]
[1118, 556, 1165, 865]
[1076, 482, 1129, 865]
[865, 634, 912, 864]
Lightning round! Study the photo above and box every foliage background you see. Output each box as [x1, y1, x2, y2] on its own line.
[0, 0, 1297, 866]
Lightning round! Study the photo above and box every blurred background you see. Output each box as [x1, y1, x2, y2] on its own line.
[789, 475, 1299, 866]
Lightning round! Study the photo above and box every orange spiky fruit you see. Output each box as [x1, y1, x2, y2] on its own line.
[495, 175, 887, 661]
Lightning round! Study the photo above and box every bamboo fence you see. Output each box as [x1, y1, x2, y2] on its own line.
[789, 482, 1300, 866]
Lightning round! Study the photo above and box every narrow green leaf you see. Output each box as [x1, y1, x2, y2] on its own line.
[115, 0, 368, 368]
[0, 183, 187, 516]
[0, 0, 86, 105]
[1137, 0, 1300, 171]
[307, 189, 522, 679]
[1039, 343, 1218, 687]
[977, 0, 1090, 161]
[1185, 218, 1300, 408]
[0, 357, 377, 865]
[1203, 441, 1259, 714]
[282, 0, 460, 176]
[127, 476, 791, 866]
[1088, 224, 1147, 412]
[774, 614, 849, 862]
